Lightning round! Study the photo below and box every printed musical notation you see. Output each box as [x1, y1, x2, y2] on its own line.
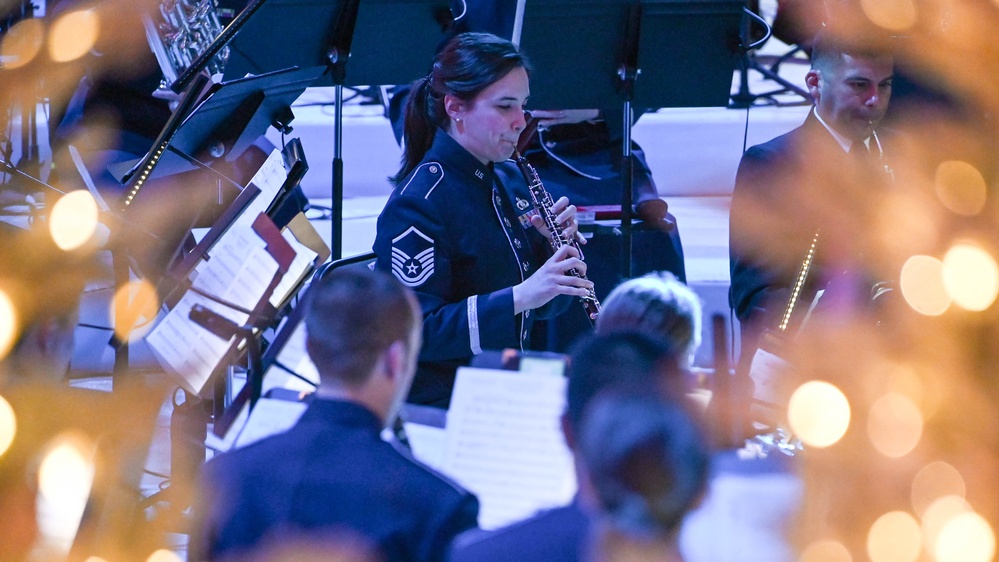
[443, 368, 576, 530]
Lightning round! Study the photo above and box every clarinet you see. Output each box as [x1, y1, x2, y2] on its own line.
[513, 149, 601, 321]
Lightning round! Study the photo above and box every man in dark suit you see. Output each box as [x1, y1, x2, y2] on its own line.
[189, 268, 479, 562]
[448, 331, 692, 561]
[729, 31, 895, 360]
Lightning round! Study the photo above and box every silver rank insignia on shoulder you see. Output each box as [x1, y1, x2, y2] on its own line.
[391, 226, 435, 287]
[516, 197, 529, 211]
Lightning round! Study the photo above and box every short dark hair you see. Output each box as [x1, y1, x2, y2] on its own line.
[578, 391, 709, 535]
[304, 268, 418, 386]
[392, 32, 531, 184]
[810, 28, 893, 73]
[565, 331, 689, 431]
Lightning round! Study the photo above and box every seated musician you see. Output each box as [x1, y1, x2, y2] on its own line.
[729, 29, 896, 363]
[189, 268, 479, 561]
[373, 32, 589, 409]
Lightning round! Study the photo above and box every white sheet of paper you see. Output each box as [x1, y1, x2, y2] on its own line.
[443, 367, 577, 530]
[269, 228, 318, 308]
[403, 422, 448, 471]
[232, 398, 308, 449]
[230, 148, 287, 232]
[264, 317, 320, 394]
[748, 348, 791, 407]
[146, 225, 280, 394]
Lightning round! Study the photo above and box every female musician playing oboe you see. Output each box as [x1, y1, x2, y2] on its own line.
[373, 32, 592, 408]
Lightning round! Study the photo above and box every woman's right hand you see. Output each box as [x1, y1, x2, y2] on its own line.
[512, 245, 593, 314]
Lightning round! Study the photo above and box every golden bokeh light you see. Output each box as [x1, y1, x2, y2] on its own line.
[867, 511, 921, 562]
[900, 255, 951, 316]
[860, 0, 917, 30]
[0, 394, 16, 459]
[911, 462, 966, 517]
[49, 190, 100, 251]
[84, 557, 109, 562]
[886, 363, 924, 406]
[800, 539, 853, 562]
[146, 549, 183, 562]
[38, 431, 95, 502]
[35, 431, 96, 555]
[788, 381, 851, 448]
[48, 10, 100, 63]
[110, 280, 160, 341]
[867, 393, 923, 458]
[0, 18, 44, 69]
[942, 243, 999, 311]
[921, 495, 970, 553]
[934, 160, 987, 216]
[0, 287, 18, 361]
[933, 512, 996, 562]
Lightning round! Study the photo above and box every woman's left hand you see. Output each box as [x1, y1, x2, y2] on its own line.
[530, 196, 587, 246]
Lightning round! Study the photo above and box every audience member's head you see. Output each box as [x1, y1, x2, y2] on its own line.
[578, 391, 710, 556]
[565, 331, 691, 445]
[596, 272, 702, 367]
[305, 268, 421, 424]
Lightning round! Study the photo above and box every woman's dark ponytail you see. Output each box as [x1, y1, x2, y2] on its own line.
[391, 32, 530, 185]
[391, 76, 439, 185]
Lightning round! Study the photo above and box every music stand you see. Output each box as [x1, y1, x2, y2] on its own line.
[631, 0, 744, 110]
[221, 0, 453, 259]
[518, 0, 742, 279]
[111, 66, 323, 186]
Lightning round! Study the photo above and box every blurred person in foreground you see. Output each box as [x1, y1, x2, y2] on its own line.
[190, 268, 479, 562]
[0, 224, 96, 385]
[729, 29, 896, 365]
[0, 223, 102, 561]
[578, 391, 710, 562]
[449, 330, 694, 561]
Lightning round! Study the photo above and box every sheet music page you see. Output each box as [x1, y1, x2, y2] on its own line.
[442, 367, 577, 530]
[403, 422, 448, 471]
[206, 149, 287, 259]
[264, 319, 320, 394]
[232, 397, 308, 449]
[269, 228, 318, 308]
[146, 225, 280, 394]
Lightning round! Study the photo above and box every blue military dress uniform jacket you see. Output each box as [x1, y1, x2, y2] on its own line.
[190, 398, 479, 561]
[374, 130, 568, 407]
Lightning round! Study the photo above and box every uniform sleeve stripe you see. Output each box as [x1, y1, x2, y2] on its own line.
[467, 296, 481, 355]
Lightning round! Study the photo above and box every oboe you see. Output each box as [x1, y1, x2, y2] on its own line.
[512, 149, 601, 321]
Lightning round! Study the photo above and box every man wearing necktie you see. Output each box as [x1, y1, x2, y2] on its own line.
[729, 29, 895, 370]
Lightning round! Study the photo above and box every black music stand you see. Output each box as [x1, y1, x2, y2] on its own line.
[518, 0, 742, 279]
[517, 0, 636, 279]
[221, 0, 452, 259]
[111, 66, 323, 187]
[104, 68, 317, 387]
